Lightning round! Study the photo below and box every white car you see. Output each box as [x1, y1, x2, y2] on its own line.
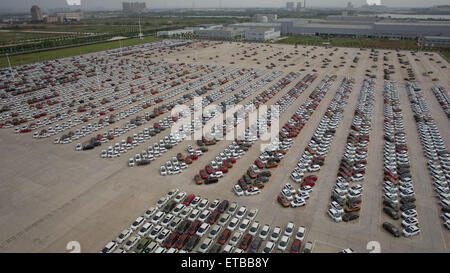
[101, 241, 118, 253]
[227, 217, 240, 231]
[284, 221, 295, 237]
[138, 222, 153, 237]
[148, 225, 163, 240]
[290, 172, 303, 183]
[270, 226, 282, 242]
[247, 208, 258, 220]
[291, 198, 306, 207]
[262, 241, 275, 253]
[295, 226, 306, 241]
[259, 224, 271, 240]
[233, 184, 244, 196]
[197, 238, 213, 253]
[238, 218, 251, 232]
[248, 221, 260, 236]
[228, 231, 243, 246]
[151, 211, 165, 224]
[128, 158, 135, 167]
[196, 222, 211, 237]
[160, 166, 167, 176]
[174, 192, 186, 203]
[116, 229, 131, 244]
[130, 216, 145, 231]
[277, 235, 290, 251]
[236, 206, 247, 219]
[208, 224, 222, 239]
[402, 225, 420, 237]
[124, 236, 140, 251]
[245, 187, 261, 195]
[328, 208, 342, 222]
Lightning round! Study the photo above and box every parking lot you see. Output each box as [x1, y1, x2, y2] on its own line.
[0, 39, 449, 253]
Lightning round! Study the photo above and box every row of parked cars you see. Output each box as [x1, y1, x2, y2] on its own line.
[288, 77, 353, 209]
[431, 85, 450, 119]
[158, 71, 291, 178]
[405, 81, 450, 230]
[233, 74, 322, 198]
[328, 79, 375, 223]
[381, 81, 420, 237]
[101, 190, 313, 253]
[82, 66, 239, 152]
[2, 43, 201, 134]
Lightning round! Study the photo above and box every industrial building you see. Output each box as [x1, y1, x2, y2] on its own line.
[56, 12, 83, 22]
[286, 2, 295, 11]
[254, 14, 278, 23]
[157, 28, 194, 37]
[30, 5, 43, 22]
[122, 2, 147, 13]
[420, 36, 450, 47]
[232, 15, 450, 41]
[195, 27, 245, 40]
[281, 19, 450, 39]
[245, 28, 281, 41]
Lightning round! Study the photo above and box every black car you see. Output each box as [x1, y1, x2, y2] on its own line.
[382, 222, 401, 237]
[342, 212, 359, 222]
[400, 202, 416, 212]
[162, 201, 177, 213]
[175, 220, 191, 234]
[383, 200, 399, 211]
[400, 196, 416, 204]
[248, 238, 263, 253]
[216, 200, 229, 213]
[208, 243, 222, 253]
[183, 235, 200, 252]
[205, 177, 219, 185]
[383, 206, 400, 220]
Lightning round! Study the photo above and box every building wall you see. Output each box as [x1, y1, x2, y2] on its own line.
[281, 20, 450, 39]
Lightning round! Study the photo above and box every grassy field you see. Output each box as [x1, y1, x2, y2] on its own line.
[0, 36, 162, 68]
[0, 32, 65, 43]
[278, 36, 418, 49]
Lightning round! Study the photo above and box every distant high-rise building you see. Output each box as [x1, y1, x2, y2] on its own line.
[30, 5, 43, 22]
[347, 2, 354, 10]
[286, 2, 295, 11]
[122, 2, 147, 14]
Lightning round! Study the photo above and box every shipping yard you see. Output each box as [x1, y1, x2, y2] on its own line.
[0, 39, 449, 253]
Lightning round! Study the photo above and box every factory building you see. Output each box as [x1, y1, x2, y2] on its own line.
[245, 28, 281, 41]
[420, 36, 450, 47]
[195, 27, 245, 40]
[157, 28, 194, 37]
[30, 5, 43, 22]
[280, 18, 450, 39]
[122, 2, 147, 14]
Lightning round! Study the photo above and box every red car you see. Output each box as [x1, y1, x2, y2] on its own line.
[290, 239, 302, 253]
[217, 229, 232, 245]
[205, 165, 215, 174]
[187, 220, 202, 235]
[207, 210, 220, 224]
[238, 179, 248, 191]
[174, 233, 190, 250]
[239, 234, 253, 250]
[254, 159, 264, 169]
[189, 154, 199, 160]
[219, 166, 228, 173]
[301, 179, 315, 187]
[163, 232, 179, 248]
[199, 169, 209, 179]
[183, 194, 196, 206]
[304, 175, 318, 181]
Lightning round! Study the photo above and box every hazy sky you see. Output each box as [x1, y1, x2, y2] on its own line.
[1, 0, 449, 12]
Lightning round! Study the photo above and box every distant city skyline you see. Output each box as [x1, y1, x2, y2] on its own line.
[0, 0, 449, 13]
